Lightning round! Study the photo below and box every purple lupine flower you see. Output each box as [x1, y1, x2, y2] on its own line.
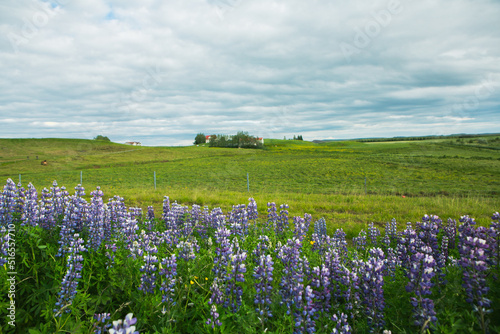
[275, 204, 289, 236]
[247, 197, 258, 221]
[0, 178, 18, 226]
[405, 246, 437, 330]
[50, 180, 65, 219]
[213, 226, 232, 277]
[108, 195, 127, 225]
[459, 228, 491, 331]
[353, 230, 367, 253]
[276, 238, 302, 312]
[177, 238, 199, 261]
[109, 313, 139, 334]
[147, 206, 155, 221]
[266, 202, 278, 232]
[39, 187, 56, 230]
[161, 196, 170, 222]
[159, 254, 177, 306]
[0, 226, 11, 267]
[311, 263, 331, 315]
[367, 222, 380, 247]
[23, 183, 39, 227]
[88, 187, 106, 251]
[382, 218, 397, 250]
[207, 278, 225, 328]
[293, 285, 316, 334]
[331, 313, 351, 334]
[54, 234, 86, 316]
[253, 254, 274, 320]
[224, 238, 247, 313]
[138, 243, 159, 294]
[360, 249, 385, 332]
[444, 218, 457, 250]
[228, 204, 249, 239]
[92, 313, 111, 334]
[253, 235, 271, 263]
[312, 217, 329, 254]
[330, 228, 348, 259]
[293, 216, 308, 241]
[384, 247, 398, 277]
[206, 304, 222, 329]
[489, 213, 500, 272]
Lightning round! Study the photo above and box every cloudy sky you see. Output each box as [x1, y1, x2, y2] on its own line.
[1, 0, 499, 146]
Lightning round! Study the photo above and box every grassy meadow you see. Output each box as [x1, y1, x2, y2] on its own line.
[1, 136, 499, 236]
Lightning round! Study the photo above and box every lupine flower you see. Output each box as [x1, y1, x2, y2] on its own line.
[228, 204, 249, 239]
[311, 264, 331, 315]
[92, 313, 111, 334]
[275, 204, 290, 236]
[177, 238, 199, 261]
[293, 284, 316, 334]
[54, 234, 86, 316]
[213, 226, 232, 277]
[88, 187, 106, 251]
[253, 254, 274, 320]
[367, 222, 380, 247]
[50, 181, 65, 219]
[331, 313, 351, 334]
[224, 238, 247, 312]
[405, 246, 437, 330]
[266, 202, 278, 232]
[253, 235, 271, 263]
[0, 226, 11, 267]
[146, 206, 155, 221]
[459, 227, 491, 331]
[360, 249, 385, 332]
[109, 313, 139, 334]
[207, 278, 224, 328]
[0, 178, 18, 226]
[159, 254, 177, 306]
[293, 216, 308, 241]
[23, 183, 39, 227]
[161, 196, 170, 222]
[39, 187, 56, 230]
[247, 197, 258, 221]
[277, 238, 302, 312]
[353, 230, 367, 253]
[138, 242, 159, 294]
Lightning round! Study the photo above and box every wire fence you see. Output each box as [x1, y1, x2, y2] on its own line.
[6, 170, 499, 198]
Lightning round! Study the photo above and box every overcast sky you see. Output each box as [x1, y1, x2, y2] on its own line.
[1, 0, 499, 146]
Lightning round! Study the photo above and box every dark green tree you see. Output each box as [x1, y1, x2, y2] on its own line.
[194, 133, 206, 145]
[94, 135, 110, 141]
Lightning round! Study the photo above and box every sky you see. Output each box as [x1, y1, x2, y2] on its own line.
[0, 0, 499, 146]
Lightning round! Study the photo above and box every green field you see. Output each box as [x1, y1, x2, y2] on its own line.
[1, 136, 499, 237]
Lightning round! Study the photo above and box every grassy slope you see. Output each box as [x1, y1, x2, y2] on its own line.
[1, 137, 499, 237]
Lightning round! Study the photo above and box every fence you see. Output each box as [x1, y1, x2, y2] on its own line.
[7, 170, 498, 198]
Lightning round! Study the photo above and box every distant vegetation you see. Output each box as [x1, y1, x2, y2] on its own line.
[208, 131, 263, 149]
[194, 133, 206, 145]
[93, 135, 111, 142]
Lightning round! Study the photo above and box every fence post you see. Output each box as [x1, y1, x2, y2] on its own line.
[19, 174, 21, 184]
[154, 171, 157, 190]
[247, 172, 250, 192]
[364, 176, 367, 195]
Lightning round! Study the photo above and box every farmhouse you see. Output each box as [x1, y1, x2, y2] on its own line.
[125, 141, 141, 146]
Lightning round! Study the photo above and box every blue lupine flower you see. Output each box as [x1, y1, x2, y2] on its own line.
[54, 234, 86, 316]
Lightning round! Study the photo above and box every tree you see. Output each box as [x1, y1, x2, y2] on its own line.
[194, 133, 206, 145]
[94, 135, 110, 142]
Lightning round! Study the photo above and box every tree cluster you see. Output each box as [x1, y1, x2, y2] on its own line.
[94, 135, 110, 142]
[208, 131, 263, 149]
